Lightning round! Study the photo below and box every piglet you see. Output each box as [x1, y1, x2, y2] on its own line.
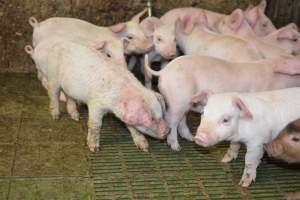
[194, 88, 300, 187]
[160, 0, 275, 36]
[47, 41, 168, 152]
[264, 118, 300, 200]
[175, 12, 263, 62]
[265, 119, 300, 163]
[144, 55, 300, 151]
[29, 9, 152, 55]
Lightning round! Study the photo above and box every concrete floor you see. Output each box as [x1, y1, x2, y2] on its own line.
[0, 73, 94, 200]
[0, 73, 299, 200]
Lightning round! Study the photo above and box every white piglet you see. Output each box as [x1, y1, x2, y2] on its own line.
[47, 41, 168, 152]
[194, 88, 300, 187]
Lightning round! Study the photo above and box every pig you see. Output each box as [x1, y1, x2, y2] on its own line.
[263, 23, 300, 56]
[244, 0, 276, 36]
[194, 88, 300, 187]
[264, 118, 300, 200]
[128, 16, 177, 88]
[46, 41, 168, 152]
[160, 0, 275, 36]
[265, 119, 300, 163]
[29, 9, 152, 55]
[144, 54, 300, 151]
[217, 8, 293, 58]
[175, 12, 263, 62]
[24, 35, 126, 108]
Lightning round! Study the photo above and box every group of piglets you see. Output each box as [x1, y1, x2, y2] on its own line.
[25, 0, 300, 197]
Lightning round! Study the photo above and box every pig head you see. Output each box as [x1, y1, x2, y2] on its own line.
[244, 0, 276, 37]
[141, 16, 177, 59]
[109, 9, 153, 54]
[265, 119, 300, 163]
[194, 92, 253, 147]
[117, 88, 168, 139]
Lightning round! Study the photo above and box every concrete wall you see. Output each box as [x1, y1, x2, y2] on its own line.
[0, 0, 291, 73]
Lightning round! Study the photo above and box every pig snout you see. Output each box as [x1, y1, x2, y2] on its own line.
[160, 45, 177, 59]
[155, 118, 169, 139]
[195, 129, 217, 147]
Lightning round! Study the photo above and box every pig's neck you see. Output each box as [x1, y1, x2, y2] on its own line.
[234, 90, 300, 144]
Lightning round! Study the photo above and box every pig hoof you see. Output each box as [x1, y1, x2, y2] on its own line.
[239, 176, 254, 187]
[133, 137, 149, 152]
[88, 143, 99, 152]
[70, 112, 80, 121]
[221, 153, 237, 163]
[170, 143, 181, 151]
[51, 112, 60, 120]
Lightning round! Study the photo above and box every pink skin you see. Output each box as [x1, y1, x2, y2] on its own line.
[160, 1, 274, 36]
[145, 55, 300, 151]
[175, 11, 263, 62]
[263, 23, 300, 56]
[193, 88, 300, 187]
[265, 119, 300, 163]
[244, 0, 276, 37]
[218, 8, 293, 58]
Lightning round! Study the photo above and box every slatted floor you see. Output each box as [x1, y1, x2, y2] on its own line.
[0, 73, 299, 199]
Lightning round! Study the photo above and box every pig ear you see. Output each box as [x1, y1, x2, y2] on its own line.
[109, 22, 127, 33]
[190, 90, 212, 106]
[228, 9, 244, 30]
[273, 57, 300, 75]
[180, 15, 196, 34]
[93, 41, 106, 50]
[131, 8, 147, 23]
[155, 92, 166, 113]
[277, 27, 299, 42]
[196, 10, 208, 27]
[244, 6, 259, 28]
[122, 37, 130, 50]
[233, 97, 253, 120]
[141, 17, 162, 37]
[258, 0, 267, 13]
[286, 23, 299, 31]
[175, 18, 185, 35]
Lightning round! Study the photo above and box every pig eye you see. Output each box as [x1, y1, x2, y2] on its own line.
[105, 52, 111, 58]
[127, 35, 134, 40]
[220, 116, 232, 125]
[157, 36, 163, 42]
[292, 137, 300, 142]
[262, 23, 268, 28]
[293, 38, 298, 42]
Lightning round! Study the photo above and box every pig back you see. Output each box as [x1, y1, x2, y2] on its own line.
[49, 42, 126, 103]
[33, 17, 114, 46]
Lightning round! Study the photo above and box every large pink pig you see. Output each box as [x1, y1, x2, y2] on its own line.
[46, 41, 168, 152]
[194, 88, 300, 187]
[144, 55, 300, 151]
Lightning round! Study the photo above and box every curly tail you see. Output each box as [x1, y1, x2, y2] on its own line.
[24, 45, 34, 55]
[28, 17, 39, 28]
[144, 54, 161, 77]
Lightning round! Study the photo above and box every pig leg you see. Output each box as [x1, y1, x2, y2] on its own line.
[287, 189, 300, 200]
[128, 56, 138, 71]
[178, 116, 194, 141]
[166, 109, 185, 151]
[127, 125, 149, 152]
[66, 97, 80, 121]
[47, 81, 61, 120]
[221, 142, 241, 163]
[87, 104, 105, 152]
[239, 143, 264, 187]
